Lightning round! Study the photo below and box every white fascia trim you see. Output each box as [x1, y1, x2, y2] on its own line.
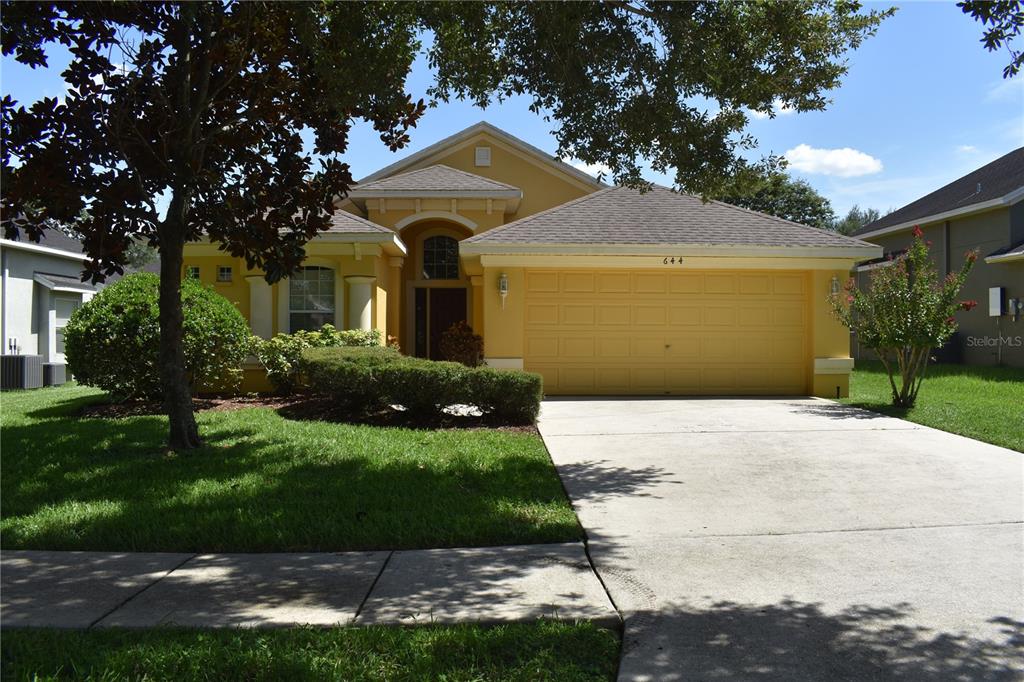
[1, 239, 87, 262]
[984, 251, 1024, 264]
[394, 211, 479, 232]
[856, 186, 1024, 240]
[348, 189, 523, 200]
[459, 241, 882, 260]
[357, 122, 606, 190]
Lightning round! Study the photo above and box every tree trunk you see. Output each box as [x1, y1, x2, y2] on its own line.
[158, 205, 202, 450]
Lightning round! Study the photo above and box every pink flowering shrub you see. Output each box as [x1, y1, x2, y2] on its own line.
[830, 225, 977, 407]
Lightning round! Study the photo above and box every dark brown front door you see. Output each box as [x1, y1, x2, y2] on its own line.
[414, 287, 467, 359]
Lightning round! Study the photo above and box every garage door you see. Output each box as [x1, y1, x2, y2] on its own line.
[523, 269, 810, 395]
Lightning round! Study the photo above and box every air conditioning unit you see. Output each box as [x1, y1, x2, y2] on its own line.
[1, 355, 44, 390]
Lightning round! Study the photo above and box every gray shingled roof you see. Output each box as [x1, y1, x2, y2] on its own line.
[350, 164, 520, 194]
[325, 210, 392, 234]
[464, 185, 875, 249]
[856, 147, 1024, 235]
[7, 229, 85, 255]
[987, 240, 1024, 259]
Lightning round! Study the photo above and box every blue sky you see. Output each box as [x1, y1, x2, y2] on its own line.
[2, 2, 1021, 218]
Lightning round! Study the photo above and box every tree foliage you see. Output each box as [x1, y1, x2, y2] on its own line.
[832, 204, 882, 235]
[959, 0, 1024, 78]
[829, 228, 977, 408]
[715, 169, 836, 229]
[1, 1, 891, 448]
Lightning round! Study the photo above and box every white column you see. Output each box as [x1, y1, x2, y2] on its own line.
[246, 275, 273, 339]
[345, 276, 376, 331]
[276, 276, 289, 334]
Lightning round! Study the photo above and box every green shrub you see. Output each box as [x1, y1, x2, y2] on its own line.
[255, 325, 381, 392]
[466, 367, 544, 423]
[300, 347, 543, 423]
[63, 273, 253, 400]
[300, 345, 401, 410]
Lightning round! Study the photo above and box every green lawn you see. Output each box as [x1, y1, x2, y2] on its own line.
[1, 622, 619, 682]
[842, 361, 1024, 452]
[0, 384, 581, 552]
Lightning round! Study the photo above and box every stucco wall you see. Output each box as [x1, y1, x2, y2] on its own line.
[1, 245, 89, 360]
[857, 207, 1023, 367]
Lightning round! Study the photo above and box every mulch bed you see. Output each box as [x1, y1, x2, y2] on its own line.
[78, 394, 537, 433]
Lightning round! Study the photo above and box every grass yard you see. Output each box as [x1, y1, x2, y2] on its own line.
[0, 384, 581, 552]
[0, 622, 619, 682]
[842, 361, 1024, 452]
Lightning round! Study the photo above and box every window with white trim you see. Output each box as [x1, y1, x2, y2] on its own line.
[289, 266, 335, 332]
[422, 235, 459, 280]
[217, 266, 233, 282]
[185, 266, 200, 280]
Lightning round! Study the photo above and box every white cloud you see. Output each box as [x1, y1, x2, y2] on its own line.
[748, 98, 796, 120]
[986, 78, 1024, 102]
[784, 144, 883, 177]
[955, 144, 978, 154]
[569, 159, 612, 179]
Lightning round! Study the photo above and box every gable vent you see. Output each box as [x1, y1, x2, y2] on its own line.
[474, 146, 491, 167]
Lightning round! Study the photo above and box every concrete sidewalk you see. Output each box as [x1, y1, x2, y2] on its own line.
[1, 543, 619, 630]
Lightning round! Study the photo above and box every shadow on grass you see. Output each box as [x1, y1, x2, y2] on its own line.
[619, 599, 1023, 681]
[1, 404, 578, 552]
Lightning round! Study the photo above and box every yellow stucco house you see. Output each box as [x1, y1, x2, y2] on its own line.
[183, 122, 881, 397]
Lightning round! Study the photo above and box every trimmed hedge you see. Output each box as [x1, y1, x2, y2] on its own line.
[300, 347, 543, 423]
[254, 325, 381, 393]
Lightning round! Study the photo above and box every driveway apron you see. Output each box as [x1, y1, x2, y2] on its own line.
[538, 397, 1024, 681]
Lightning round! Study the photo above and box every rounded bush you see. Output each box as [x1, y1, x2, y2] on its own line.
[64, 272, 253, 399]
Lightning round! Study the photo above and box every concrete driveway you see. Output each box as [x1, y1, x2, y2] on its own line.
[538, 397, 1023, 681]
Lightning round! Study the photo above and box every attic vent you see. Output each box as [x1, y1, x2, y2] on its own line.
[474, 146, 491, 167]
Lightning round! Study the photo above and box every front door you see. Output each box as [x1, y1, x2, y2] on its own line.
[414, 287, 467, 359]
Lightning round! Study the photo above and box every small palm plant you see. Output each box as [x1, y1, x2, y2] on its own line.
[831, 226, 977, 407]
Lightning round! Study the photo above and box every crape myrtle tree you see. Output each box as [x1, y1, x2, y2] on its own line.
[1, 1, 891, 449]
[830, 227, 977, 408]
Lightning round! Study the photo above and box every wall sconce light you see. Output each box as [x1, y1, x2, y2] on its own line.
[830, 275, 840, 295]
[499, 273, 509, 310]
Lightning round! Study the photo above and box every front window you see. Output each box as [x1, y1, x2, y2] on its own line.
[289, 266, 335, 332]
[217, 266, 233, 282]
[422, 235, 459, 280]
[186, 266, 200, 280]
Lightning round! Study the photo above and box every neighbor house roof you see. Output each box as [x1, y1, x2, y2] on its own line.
[33, 271, 96, 292]
[349, 164, 521, 196]
[856, 147, 1024, 238]
[1, 231, 87, 261]
[461, 185, 880, 259]
[985, 240, 1024, 264]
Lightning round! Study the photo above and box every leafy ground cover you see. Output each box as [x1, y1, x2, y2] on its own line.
[842, 361, 1024, 452]
[1, 384, 581, 551]
[1, 622, 620, 682]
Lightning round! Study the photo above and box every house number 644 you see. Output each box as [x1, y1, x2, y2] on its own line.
[662, 257, 684, 265]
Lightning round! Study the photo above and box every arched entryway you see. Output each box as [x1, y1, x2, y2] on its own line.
[398, 219, 473, 359]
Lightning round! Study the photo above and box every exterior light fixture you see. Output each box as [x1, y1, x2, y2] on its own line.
[499, 273, 509, 309]
[830, 275, 840, 295]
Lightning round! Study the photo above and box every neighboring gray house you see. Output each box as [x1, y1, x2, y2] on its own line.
[853, 147, 1024, 367]
[0, 231, 96, 382]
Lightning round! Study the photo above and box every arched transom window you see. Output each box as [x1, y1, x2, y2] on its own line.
[289, 266, 335, 332]
[422, 235, 460, 280]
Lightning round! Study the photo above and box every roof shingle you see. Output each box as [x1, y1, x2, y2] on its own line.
[350, 164, 520, 194]
[856, 147, 1024, 234]
[465, 185, 875, 249]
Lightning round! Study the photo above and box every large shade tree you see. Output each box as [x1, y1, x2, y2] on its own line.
[714, 167, 837, 229]
[2, 1, 890, 449]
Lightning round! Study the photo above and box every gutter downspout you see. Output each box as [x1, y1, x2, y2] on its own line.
[1, 245, 7, 353]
